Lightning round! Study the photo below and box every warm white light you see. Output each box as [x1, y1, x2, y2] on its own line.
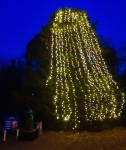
[46, 8, 125, 129]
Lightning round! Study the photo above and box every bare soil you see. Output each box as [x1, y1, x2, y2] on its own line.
[1, 127, 126, 150]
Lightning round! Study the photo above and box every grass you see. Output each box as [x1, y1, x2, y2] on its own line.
[1, 126, 126, 150]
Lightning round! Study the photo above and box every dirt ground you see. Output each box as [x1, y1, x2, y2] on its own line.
[1, 127, 126, 150]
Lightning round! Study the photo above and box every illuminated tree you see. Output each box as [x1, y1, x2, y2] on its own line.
[45, 8, 125, 130]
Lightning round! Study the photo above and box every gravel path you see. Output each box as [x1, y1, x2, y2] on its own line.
[0, 127, 126, 150]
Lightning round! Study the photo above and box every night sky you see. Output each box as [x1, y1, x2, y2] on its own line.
[0, 0, 126, 64]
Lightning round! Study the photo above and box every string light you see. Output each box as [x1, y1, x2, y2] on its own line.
[46, 8, 125, 129]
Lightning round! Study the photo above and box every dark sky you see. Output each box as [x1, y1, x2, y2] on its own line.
[0, 0, 126, 63]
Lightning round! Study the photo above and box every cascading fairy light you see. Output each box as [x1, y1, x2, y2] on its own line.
[65, 25, 80, 128]
[46, 8, 125, 129]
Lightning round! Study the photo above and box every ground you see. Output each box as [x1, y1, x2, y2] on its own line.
[1, 127, 126, 150]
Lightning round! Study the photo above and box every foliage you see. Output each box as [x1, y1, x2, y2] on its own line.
[0, 59, 25, 121]
[25, 25, 55, 129]
[116, 71, 126, 93]
[25, 8, 125, 130]
[114, 41, 126, 93]
[0, 8, 125, 131]
[99, 37, 118, 79]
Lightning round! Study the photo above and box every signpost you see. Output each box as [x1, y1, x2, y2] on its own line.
[4, 116, 19, 142]
[36, 122, 42, 135]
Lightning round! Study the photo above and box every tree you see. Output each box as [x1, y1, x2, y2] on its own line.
[45, 8, 125, 129]
[118, 41, 126, 73]
[25, 8, 125, 130]
[0, 59, 25, 116]
[120, 41, 126, 60]
[25, 26, 56, 130]
[113, 41, 126, 93]
[99, 37, 118, 79]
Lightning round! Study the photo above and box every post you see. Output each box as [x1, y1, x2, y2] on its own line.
[36, 122, 42, 135]
[3, 130, 6, 142]
[17, 129, 19, 140]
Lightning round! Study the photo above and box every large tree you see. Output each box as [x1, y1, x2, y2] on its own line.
[26, 8, 125, 130]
